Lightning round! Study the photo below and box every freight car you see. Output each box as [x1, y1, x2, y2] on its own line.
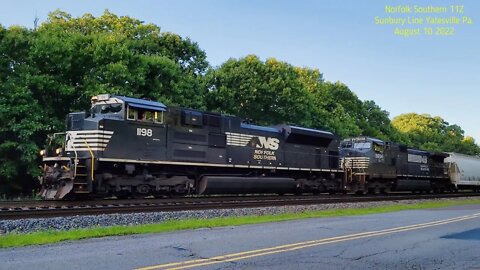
[39, 94, 343, 199]
[445, 153, 480, 191]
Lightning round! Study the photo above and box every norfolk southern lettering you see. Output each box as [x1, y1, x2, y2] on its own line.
[385, 5, 448, 14]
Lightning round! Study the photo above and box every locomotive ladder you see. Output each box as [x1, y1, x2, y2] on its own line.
[72, 159, 90, 193]
[71, 140, 95, 193]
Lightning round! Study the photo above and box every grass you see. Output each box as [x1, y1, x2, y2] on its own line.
[1, 198, 480, 248]
[0, 190, 41, 201]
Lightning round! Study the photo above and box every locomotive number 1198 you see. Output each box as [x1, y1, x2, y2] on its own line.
[136, 128, 153, 137]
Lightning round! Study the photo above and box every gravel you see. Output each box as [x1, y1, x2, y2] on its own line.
[0, 197, 477, 235]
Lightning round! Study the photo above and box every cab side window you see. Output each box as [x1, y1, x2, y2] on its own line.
[373, 143, 384, 153]
[154, 111, 164, 123]
[144, 111, 154, 121]
[127, 105, 163, 124]
[127, 107, 137, 120]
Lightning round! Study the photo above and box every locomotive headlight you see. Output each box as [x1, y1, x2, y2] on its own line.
[39, 149, 45, 156]
[55, 148, 62, 155]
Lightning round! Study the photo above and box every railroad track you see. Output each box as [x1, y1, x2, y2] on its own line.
[1, 193, 479, 220]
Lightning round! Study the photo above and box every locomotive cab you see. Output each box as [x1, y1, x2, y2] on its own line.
[340, 137, 387, 170]
[40, 94, 168, 199]
[90, 94, 124, 119]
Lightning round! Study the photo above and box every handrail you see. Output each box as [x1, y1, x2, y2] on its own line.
[83, 139, 95, 181]
[72, 141, 78, 178]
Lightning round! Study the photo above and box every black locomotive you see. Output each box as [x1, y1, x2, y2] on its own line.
[340, 137, 450, 194]
[40, 94, 343, 199]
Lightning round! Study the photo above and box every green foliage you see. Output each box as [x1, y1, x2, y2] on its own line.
[360, 100, 394, 140]
[311, 82, 394, 139]
[206, 55, 316, 127]
[312, 82, 361, 136]
[392, 113, 480, 154]
[0, 25, 46, 194]
[33, 9, 208, 109]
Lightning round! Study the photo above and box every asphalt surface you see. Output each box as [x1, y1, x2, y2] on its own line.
[2, 204, 480, 270]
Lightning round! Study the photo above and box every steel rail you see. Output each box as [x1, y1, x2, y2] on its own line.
[0, 193, 479, 220]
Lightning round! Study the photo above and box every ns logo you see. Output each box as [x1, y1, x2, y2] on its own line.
[249, 136, 280, 150]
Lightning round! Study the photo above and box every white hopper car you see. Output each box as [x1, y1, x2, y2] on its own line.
[445, 152, 480, 191]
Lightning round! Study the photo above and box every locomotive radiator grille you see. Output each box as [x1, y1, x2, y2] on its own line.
[340, 157, 370, 169]
[65, 130, 114, 151]
[225, 132, 256, 147]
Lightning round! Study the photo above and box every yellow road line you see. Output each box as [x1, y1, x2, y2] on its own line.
[135, 212, 480, 270]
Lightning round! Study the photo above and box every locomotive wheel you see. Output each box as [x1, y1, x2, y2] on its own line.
[136, 184, 151, 195]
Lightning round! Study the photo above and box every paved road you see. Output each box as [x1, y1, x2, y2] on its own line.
[2, 204, 480, 270]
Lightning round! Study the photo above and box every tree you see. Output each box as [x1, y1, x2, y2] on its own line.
[33, 10, 209, 109]
[206, 55, 317, 127]
[0, 26, 49, 194]
[391, 113, 480, 154]
[311, 82, 393, 139]
[312, 81, 361, 137]
[359, 100, 393, 140]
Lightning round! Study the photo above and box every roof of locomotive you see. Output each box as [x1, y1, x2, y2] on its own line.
[240, 123, 280, 133]
[114, 95, 167, 111]
[341, 136, 385, 145]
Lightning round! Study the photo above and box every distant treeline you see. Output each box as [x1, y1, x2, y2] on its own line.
[1, 10, 478, 195]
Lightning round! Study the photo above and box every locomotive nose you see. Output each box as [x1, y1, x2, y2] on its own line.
[339, 148, 354, 157]
[39, 163, 74, 200]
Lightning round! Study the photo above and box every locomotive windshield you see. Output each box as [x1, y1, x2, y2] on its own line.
[353, 142, 371, 149]
[92, 103, 123, 115]
[341, 141, 353, 148]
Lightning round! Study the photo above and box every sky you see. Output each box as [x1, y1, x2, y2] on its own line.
[1, 0, 479, 141]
